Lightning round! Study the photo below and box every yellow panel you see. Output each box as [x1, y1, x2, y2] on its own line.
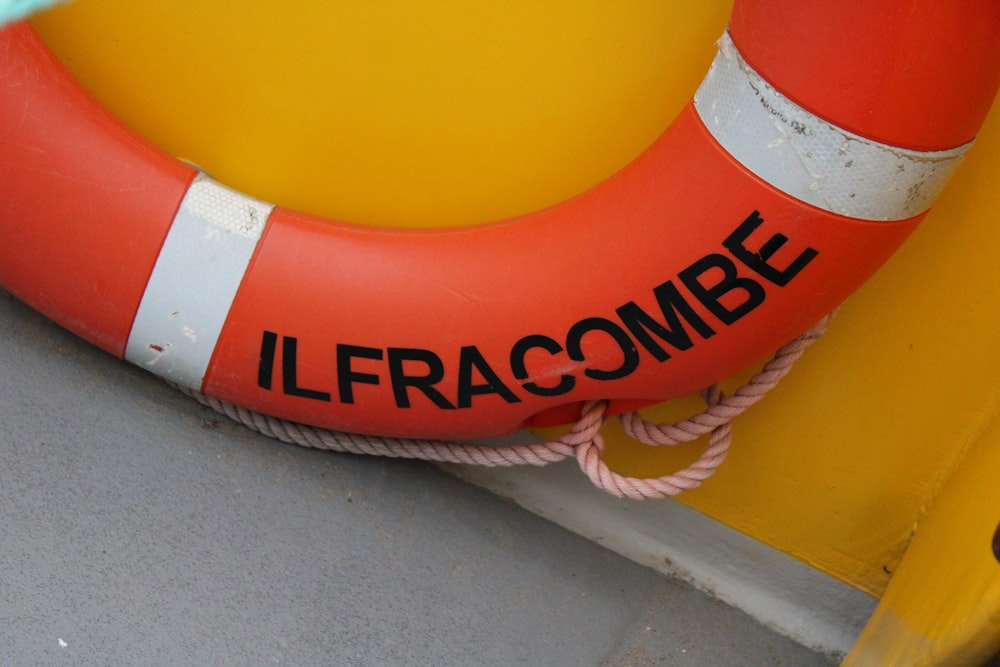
[30, 0, 730, 227]
[842, 415, 1000, 666]
[28, 0, 1000, 602]
[599, 107, 1000, 596]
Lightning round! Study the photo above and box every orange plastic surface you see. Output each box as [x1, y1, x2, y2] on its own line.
[0, 23, 196, 355]
[730, 0, 1000, 151]
[13, 0, 1000, 612]
[3, 9, 996, 438]
[204, 106, 920, 438]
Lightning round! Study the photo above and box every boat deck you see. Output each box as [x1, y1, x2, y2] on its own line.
[1, 290, 834, 665]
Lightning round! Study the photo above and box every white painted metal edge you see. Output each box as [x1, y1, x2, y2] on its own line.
[446, 460, 875, 660]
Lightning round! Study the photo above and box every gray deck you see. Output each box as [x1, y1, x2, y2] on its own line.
[1, 289, 834, 665]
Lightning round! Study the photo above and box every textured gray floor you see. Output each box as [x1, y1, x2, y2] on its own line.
[0, 289, 834, 666]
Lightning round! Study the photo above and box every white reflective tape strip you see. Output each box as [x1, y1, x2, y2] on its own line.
[125, 175, 274, 389]
[694, 32, 970, 221]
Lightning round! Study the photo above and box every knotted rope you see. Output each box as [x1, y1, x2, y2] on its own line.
[176, 312, 835, 500]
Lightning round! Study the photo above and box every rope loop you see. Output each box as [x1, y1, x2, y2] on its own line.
[575, 384, 732, 499]
[174, 311, 836, 499]
[619, 310, 836, 447]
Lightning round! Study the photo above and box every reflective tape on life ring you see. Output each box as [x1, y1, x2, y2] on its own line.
[696, 33, 968, 222]
[124, 176, 274, 387]
[1, 2, 998, 438]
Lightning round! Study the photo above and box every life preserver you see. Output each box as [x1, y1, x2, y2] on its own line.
[1, 2, 998, 439]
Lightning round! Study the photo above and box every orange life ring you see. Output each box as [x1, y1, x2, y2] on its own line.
[1, 1, 998, 439]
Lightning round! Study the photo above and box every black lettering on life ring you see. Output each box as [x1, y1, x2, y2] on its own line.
[457, 345, 521, 408]
[616, 281, 716, 362]
[724, 210, 818, 286]
[509, 334, 576, 397]
[679, 253, 766, 325]
[282, 335, 332, 401]
[255, 210, 821, 411]
[258, 330, 278, 390]
[387, 347, 456, 410]
[565, 317, 639, 381]
[337, 343, 382, 404]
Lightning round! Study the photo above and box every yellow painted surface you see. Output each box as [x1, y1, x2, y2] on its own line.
[30, 0, 1000, 618]
[597, 107, 1000, 597]
[30, 0, 728, 227]
[842, 416, 1000, 666]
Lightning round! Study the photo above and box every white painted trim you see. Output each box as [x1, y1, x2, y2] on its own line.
[447, 460, 875, 660]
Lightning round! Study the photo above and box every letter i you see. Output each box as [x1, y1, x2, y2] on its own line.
[258, 330, 278, 389]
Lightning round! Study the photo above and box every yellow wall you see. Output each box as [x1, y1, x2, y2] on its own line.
[843, 415, 1000, 665]
[31, 0, 1000, 600]
[30, 1, 729, 227]
[603, 107, 1000, 597]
